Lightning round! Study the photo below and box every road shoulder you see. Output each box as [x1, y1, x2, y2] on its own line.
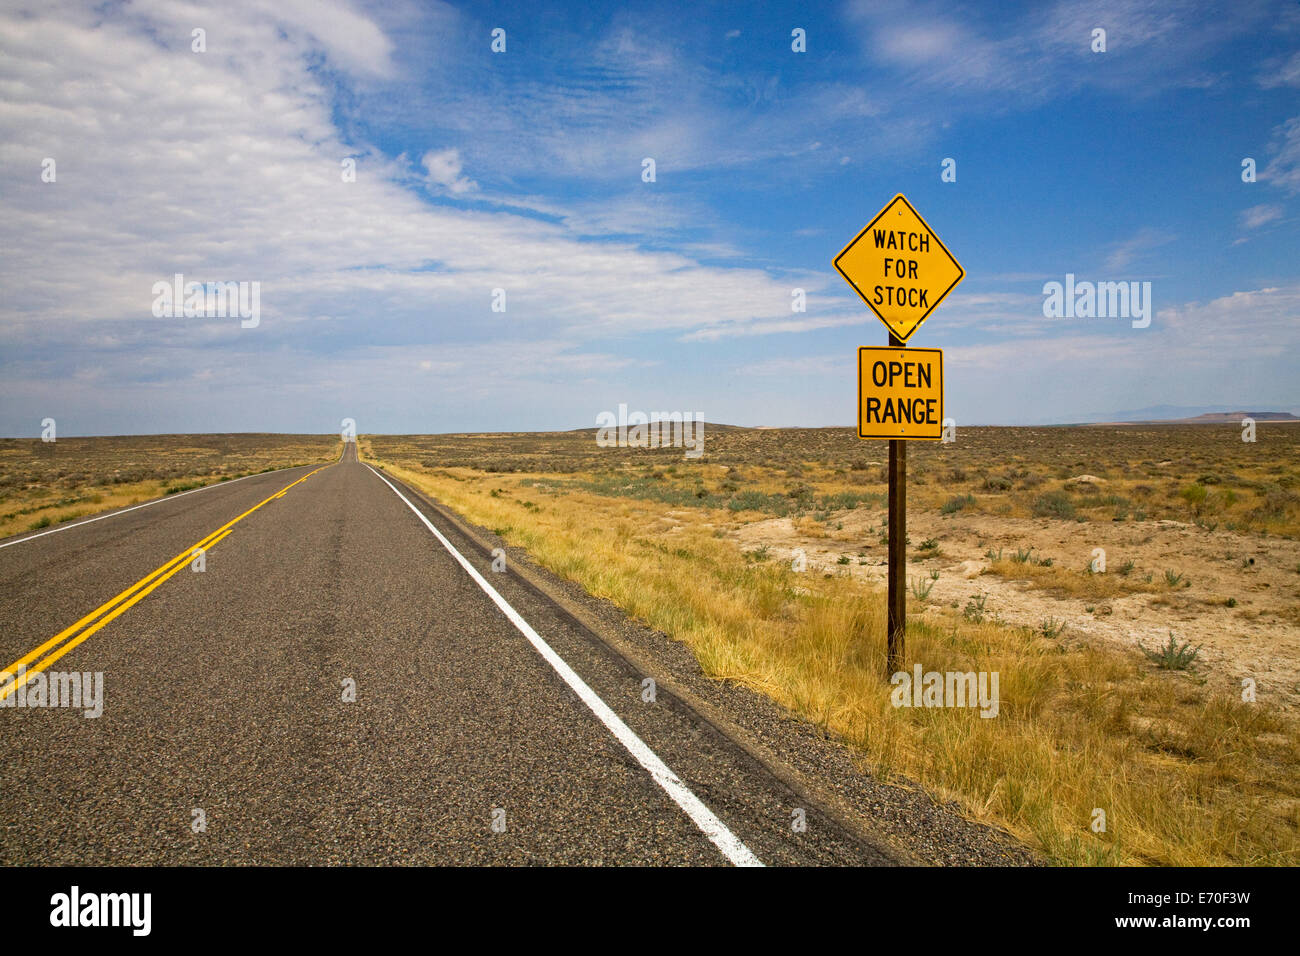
[377, 466, 1039, 867]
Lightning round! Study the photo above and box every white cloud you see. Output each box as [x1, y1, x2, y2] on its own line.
[421, 148, 476, 195]
[348, 19, 928, 188]
[847, 0, 1268, 102]
[1239, 203, 1283, 229]
[249, 0, 396, 77]
[1259, 50, 1300, 88]
[0, 0, 843, 434]
[0, 2, 804, 343]
[951, 284, 1300, 370]
[937, 284, 1300, 423]
[734, 355, 842, 377]
[681, 313, 863, 342]
[1103, 227, 1176, 271]
[1262, 116, 1300, 195]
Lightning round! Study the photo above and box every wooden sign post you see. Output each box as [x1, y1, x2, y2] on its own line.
[834, 195, 963, 676]
[886, 332, 907, 675]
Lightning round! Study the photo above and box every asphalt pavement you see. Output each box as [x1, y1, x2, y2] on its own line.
[0, 442, 895, 865]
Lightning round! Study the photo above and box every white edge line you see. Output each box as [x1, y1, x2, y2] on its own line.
[0, 453, 337, 552]
[365, 464, 763, 868]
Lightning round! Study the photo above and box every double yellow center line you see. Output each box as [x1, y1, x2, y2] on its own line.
[0, 465, 328, 701]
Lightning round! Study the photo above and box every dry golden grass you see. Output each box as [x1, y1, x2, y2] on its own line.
[363, 442, 1300, 867]
[0, 434, 340, 540]
[364, 421, 1300, 537]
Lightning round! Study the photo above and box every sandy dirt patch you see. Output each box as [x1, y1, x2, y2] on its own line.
[733, 507, 1300, 709]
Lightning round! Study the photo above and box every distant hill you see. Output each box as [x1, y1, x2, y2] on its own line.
[1177, 411, 1299, 423]
[1079, 403, 1300, 424]
[1085, 410, 1299, 426]
[563, 421, 750, 434]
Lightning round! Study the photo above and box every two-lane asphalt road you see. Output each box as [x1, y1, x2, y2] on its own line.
[0, 443, 895, 865]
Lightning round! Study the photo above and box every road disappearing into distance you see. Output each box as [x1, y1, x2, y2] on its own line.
[0, 442, 898, 866]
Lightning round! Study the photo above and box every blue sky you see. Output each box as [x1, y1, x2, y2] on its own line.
[1, 0, 1297, 435]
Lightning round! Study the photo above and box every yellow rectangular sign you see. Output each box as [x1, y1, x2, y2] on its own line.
[858, 346, 943, 440]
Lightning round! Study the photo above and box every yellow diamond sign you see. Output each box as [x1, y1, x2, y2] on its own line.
[833, 194, 964, 343]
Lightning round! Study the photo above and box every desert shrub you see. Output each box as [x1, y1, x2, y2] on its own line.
[1033, 491, 1077, 519]
[940, 494, 975, 514]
